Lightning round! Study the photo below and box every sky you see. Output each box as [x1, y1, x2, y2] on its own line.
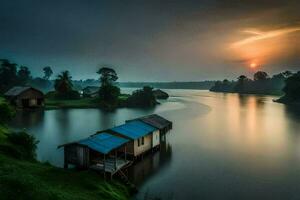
[0, 0, 300, 81]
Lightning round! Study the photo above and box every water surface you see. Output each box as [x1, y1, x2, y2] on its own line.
[10, 90, 300, 200]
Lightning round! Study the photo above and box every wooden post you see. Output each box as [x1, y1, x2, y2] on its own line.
[64, 148, 68, 169]
[115, 150, 117, 169]
[104, 154, 106, 172]
[124, 145, 127, 161]
[103, 154, 106, 180]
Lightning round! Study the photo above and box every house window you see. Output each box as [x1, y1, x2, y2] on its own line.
[138, 137, 144, 147]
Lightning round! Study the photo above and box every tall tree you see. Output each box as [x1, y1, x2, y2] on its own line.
[17, 66, 31, 85]
[254, 71, 268, 81]
[97, 66, 120, 108]
[234, 75, 248, 92]
[97, 67, 118, 86]
[0, 59, 18, 93]
[54, 71, 73, 94]
[43, 66, 53, 80]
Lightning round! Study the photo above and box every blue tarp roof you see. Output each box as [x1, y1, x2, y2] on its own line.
[78, 132, 129, 154]
[110, 120, 157, 140]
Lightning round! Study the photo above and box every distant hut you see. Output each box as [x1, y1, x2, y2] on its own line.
[82, 86, 99, 98]
[108, 121, 160, 158]
[4, 86, 44, 108]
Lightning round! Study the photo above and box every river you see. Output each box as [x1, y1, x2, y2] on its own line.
[10, 90, 300, 200]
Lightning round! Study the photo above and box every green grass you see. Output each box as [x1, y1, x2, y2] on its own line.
[45, 98, 100, 109]
[0, 126, 130, 200]
[45, 95, 130, 110]
[0, 96, 4, 104]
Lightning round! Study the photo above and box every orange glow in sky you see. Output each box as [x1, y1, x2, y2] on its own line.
[250, 63, 257, 68]
[228, 26, 300, 70]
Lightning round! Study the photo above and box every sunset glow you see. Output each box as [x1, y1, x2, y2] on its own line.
[250, 63, 257, 68]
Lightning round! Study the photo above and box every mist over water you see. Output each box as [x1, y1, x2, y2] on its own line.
[10, 90, 300, 200]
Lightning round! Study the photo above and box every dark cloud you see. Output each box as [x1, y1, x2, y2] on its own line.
[0, 0, 299, 81]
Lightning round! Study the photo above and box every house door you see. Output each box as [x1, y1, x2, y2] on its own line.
[22, 99, 30, 108]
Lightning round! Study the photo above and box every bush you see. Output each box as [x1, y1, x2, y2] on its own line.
[6, 131, 39, 160]
[0, 102, 15, 124]
[98, 84, 120, 108]
[126, 86, 157, 107]
[46, 90, 81, 100]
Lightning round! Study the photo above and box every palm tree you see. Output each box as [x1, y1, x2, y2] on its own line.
[54, 71, 73, 94]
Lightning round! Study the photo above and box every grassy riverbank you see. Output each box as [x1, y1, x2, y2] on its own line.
[45, 94, 130, 110]
[0, 96, 4, 103]
[0, 126, 130, 200]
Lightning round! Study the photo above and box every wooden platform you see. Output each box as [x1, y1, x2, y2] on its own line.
[90, 158, 131, 174]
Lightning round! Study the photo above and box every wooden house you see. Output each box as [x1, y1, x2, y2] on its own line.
[108, 121, 160, 157]
[59, 132, 131, 176]
[4, 86, 44, 108]
[82, 86, 99, 98]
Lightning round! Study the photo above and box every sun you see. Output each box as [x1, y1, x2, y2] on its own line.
[250, 63, 257, 69]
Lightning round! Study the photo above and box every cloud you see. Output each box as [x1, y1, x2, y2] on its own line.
[231, 26, 300, 47]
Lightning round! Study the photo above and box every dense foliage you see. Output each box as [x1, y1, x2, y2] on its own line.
[98, 84, 121, 107]
[97, 67, 118, 86]
[6, 131, 39, 160]
[210, 71, 292, 95]
[0, 59, 21, 93]
[54, 71, 80, 99]
[276, 71, 300, 104]
[0, 102, 15, 123]
[126, 86, 157, 107]
[0, 59, 54, 93]
[43, 66, 53, 80]
[97, 66, 121, 108]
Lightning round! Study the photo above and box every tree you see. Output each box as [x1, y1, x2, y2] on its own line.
[54, 71, 73, 94]
[282, 71, 300, 101]
[43, 66, 53, 80]
[254, 71, 268, 81]
[0, 102, 15, 124]
[53, 71, 80, 99]
[97, 66, 120, 108]
[0, 59, 18, 93]
[234, 75, 248, 92]
[98, 84, 120, 108]
[97, 67, 118, 86]
[17, 66, 31, 85]
[282, 70, 293, 78]
[126, 86, 157, 107]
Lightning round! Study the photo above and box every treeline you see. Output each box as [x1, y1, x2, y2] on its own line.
[118, 81, 215, 90]
[0, 59, 53, 93]
[0, 59, 159, 109]
[210, 71, 293, 95]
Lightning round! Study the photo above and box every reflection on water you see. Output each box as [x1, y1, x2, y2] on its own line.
[128, 139, 173, 186]
[9, 90, 300, 200]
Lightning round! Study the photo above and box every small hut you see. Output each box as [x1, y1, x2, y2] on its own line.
[82, 86, 99, 97]
[4, 86, 44, 108]
[59, 132, 130, 175]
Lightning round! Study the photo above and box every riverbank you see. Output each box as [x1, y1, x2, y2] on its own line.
[0, 125, 130, 200]
[45, 94, 130, 110]
[274, 96, 300, 107]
